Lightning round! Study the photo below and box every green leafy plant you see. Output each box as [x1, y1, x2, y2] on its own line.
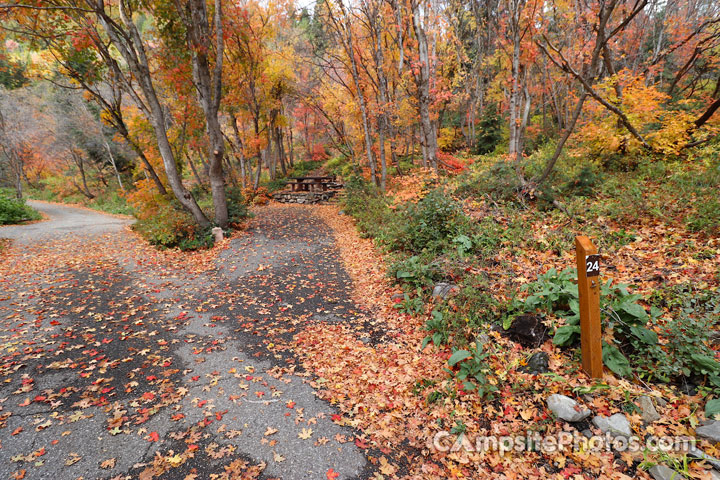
[387, 189, 474, 255]
[225, 187, 252, 225]
[422, 310, 449, 348]
[389, 254, 442, 290]
[511, 268, 720, 385]
[393, 289, 425, 315]
[706, 399, 720, 419]
[447, 339, 498, 399]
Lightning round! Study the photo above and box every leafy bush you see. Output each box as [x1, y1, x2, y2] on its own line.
[133, 202, 213, 251]
[0, 191, 41, 225]
[324, 156, 354, 177]
[265, 178, 288, 193]
[387, 189, 474, 254]
[438, 127, 464, 152]
[88, 190, 133, 215]
[455, 160, 519, 203]
[389, 253, 442, 290]
[421, 277, 499, 348]
[564, 165, 601, 197]
[639, 284, 720, 384]
[633, 312, 719, 385]
[393, 289, 425, 315]
[289, 160, 324, 177]
[475, 106, 503, 155]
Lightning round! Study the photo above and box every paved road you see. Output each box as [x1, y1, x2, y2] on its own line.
[0, 203, 376, 479]
[0, 200, 131, 243]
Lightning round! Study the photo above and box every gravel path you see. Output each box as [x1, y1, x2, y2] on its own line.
[0, 200, 131, 243]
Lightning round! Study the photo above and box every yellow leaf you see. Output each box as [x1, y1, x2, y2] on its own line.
[379, 456, 396, 475]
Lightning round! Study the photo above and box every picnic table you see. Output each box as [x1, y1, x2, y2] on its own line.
[286, 176, 337, 192]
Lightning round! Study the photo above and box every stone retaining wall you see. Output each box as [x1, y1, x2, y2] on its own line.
[272, 190, 339, 204]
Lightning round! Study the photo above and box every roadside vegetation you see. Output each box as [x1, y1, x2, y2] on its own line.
[0, 188, 40, 225]
[341, 147, 720, 413]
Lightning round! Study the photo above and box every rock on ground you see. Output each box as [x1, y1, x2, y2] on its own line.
[648, 464, 683, 480]
[697, 421, 720, 443]
[637, 395, 661, 423]
[546, 394, 591, 422]
[432, 282, 459, 299]
[521, 352, 549, 374]
[592, 413, 632, 438]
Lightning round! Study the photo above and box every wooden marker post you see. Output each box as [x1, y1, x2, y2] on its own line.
[575, 236, 603, 378]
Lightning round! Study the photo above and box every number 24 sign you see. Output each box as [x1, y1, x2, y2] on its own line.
[585, 254, 600, 277]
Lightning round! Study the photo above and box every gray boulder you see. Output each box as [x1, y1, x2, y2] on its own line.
[546, 394, 591, 422]
[688, 445, 720, 470]
[522, 352, 550, 374]
[697, 421, 720, 443]
[593, 413, 632, 438]
[648, 465, 683, 480]
[637, 395, 661, 423]
[432, 283, 459, 299]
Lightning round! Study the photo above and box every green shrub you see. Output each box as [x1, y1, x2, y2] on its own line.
[456, 160, 519, 203]
[388, 189, 474, 254]
[265, 178, 287, 193]
[475, 107, 503, 155]
[447, 340, 499, 399]
[0, 191, 41, 225]
[226, 187, 251, 225]
[389, 253, 443, 290]
[324, 156, 351, 176]
[564, 165, 601, 197]
[133, 202, 213, 251]
[633, 312, 719, 385]
[342, 175, 396, 240]
[289, 160, 324, 177]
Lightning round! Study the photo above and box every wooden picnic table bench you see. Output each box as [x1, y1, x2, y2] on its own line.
[286, 176, 337, 192]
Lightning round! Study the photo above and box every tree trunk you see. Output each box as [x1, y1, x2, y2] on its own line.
[374, 21, 390, 191]
[508, 8, 522, 162]
[287, 123, 295, 167]
[14, 161, 22, 200]
[103, 138, 125, 192]
[229, 115, 248, 186]
[185, 0, 228, 227]
[342, 1, 378, 185]
[411, 2, 438, 171]
[97, 2, 210, 227]
[71, 151, 95, 199]
[254, 153, 262, 189]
